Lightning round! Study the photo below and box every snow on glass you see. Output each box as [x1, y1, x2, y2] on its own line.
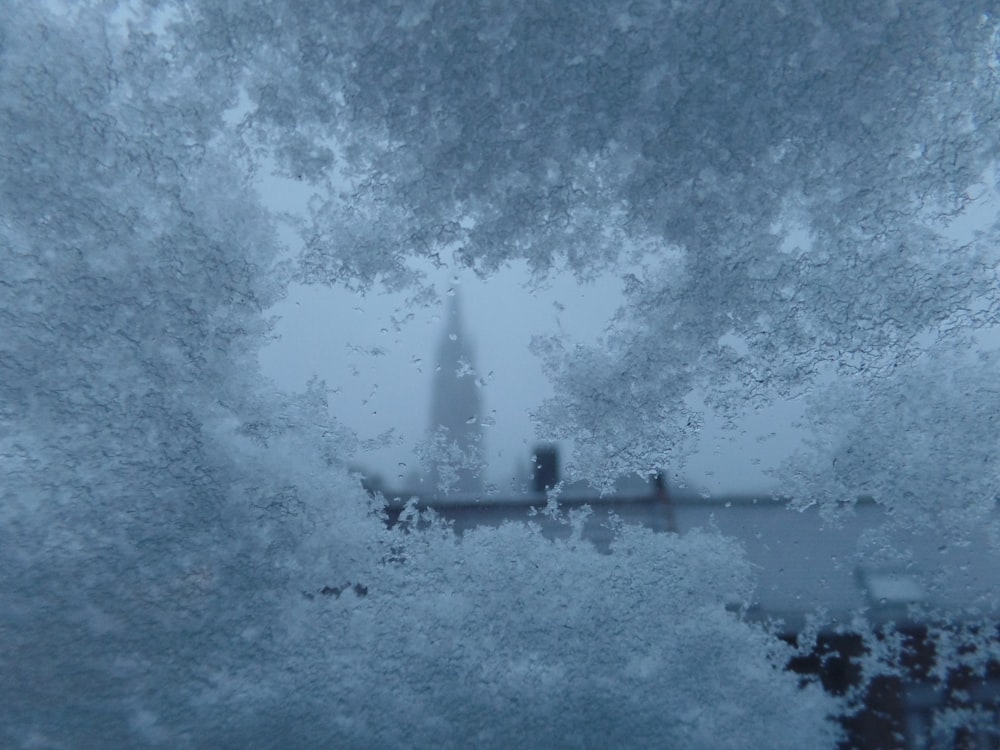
[2, 1, 999, 746]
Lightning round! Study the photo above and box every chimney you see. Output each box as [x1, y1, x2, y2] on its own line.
[531, 444, 560, 493]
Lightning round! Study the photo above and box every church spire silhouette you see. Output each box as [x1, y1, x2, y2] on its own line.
[428, 290, 484, 495]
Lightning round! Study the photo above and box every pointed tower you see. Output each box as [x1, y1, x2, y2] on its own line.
[428, 291, 484, 495]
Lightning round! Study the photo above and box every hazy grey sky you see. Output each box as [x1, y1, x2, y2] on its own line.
[258, 261, 808, 494]
[255, 169, 999, 497]
[253, 165, 809, 496]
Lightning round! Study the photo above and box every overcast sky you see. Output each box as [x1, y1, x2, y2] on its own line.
[256, 170, 999, 497]
[258, 260, 805, 495]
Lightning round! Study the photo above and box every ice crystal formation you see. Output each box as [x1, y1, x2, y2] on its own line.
[3, 1, 1000, 746]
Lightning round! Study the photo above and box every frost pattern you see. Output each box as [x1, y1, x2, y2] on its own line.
[191, 0, 1000, 476]
[5, 0, 1000, 746]
[783, 343, 1000, 545]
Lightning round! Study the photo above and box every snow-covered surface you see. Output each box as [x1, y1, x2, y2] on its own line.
[860, 571, 926, 606]
[400, 491, 1000, 632]
[677, 498, 1000, 629]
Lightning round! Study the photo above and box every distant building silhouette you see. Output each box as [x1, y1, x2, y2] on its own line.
[427, 291, 484, 495]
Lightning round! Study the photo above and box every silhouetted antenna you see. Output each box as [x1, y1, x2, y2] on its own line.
[653, 470, 678, 533]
